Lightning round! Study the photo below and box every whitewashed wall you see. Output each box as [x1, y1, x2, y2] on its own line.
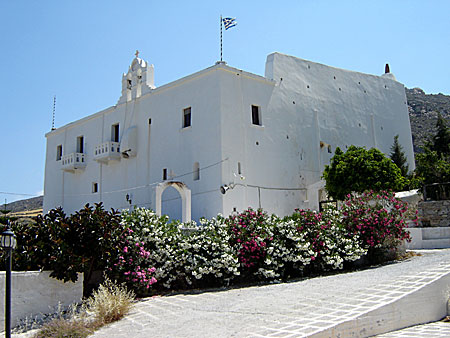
[0, 271, 83, 331]
[44, 53, 415, 220]
[220, 53, 414, 216]
[44, 65, 224, 220]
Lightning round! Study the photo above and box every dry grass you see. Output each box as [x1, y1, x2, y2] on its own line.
[396, 250, 422, 261]
[33, 278, 135, 337]
[10, 208, 43, 217]
[82, 277, 135, 325]
[33, 318, 93, 338]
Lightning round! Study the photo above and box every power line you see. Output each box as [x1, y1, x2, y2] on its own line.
[0, 192, 40, 197]
[247, 184, 306, 191]
[54, 158, 229, 198]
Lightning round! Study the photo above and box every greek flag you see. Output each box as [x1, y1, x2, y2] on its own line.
[222, 17, 237, 30]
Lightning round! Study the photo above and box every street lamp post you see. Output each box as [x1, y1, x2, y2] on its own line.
[1, 222, 16, 338]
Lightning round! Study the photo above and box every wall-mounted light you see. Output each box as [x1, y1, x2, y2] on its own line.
[220, 184, 235, 194]
[121, 149, 131, 158]
[125, 193, 132, 205]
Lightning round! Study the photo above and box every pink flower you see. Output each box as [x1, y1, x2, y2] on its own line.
[123, 247, 128, 253]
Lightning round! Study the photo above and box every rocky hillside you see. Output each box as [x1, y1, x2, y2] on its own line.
[406, 87, 450, 152]
[3, 196, 43, 213]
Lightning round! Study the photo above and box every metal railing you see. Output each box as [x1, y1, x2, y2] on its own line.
[423, 182, 450, 201]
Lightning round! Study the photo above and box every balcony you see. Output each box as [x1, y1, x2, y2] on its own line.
[93, 141, 121, 163]
[61, 153, 86, 172]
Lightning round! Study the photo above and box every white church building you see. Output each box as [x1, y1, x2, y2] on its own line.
[43, 52, 415, 222]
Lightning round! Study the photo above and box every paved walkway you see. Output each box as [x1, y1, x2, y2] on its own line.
[376, 321, 450, 337]
[86, 249, 450, 338]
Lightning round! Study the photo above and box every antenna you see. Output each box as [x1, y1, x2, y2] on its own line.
[51, 95, 56, 130]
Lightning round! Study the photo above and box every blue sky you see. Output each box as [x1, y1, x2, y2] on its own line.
[0, 0, 449, 205]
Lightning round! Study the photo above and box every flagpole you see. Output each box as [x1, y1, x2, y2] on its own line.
[220, 15, 223, 62]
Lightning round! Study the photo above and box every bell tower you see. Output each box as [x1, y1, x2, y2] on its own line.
[118, 50, 155, 104]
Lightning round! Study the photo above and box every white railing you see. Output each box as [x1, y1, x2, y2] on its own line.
[61, 153, 86, 171]
[93, 141, 121, 163]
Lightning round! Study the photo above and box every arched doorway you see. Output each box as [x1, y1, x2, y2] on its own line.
[155, 181, 191, 223]
[161, 186, 182, 221]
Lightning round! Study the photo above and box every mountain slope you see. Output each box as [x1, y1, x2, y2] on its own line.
[406, 87, 450, 152]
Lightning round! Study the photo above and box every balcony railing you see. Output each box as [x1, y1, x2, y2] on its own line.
[61, 153, 86, 172]
[93, 141, 121, 163]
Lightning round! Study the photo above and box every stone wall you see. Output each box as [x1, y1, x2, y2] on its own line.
[0, 271, 83, 331]
[418, 200, 450, 227]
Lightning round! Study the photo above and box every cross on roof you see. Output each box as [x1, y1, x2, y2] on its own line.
[135, 50, 139, 58]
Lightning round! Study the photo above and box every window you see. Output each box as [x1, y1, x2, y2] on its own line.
[193, 162, 200, 181]
[56, 145, 62, 161]
[92, 182, 98, 193]
[127, 79, 132, 89]
[183, 107, 191, 128]
[163, 168, 167, 181]
[77, 136, 84, 153]
[111, 124, 119, 142]
[251, 105, 261, 126]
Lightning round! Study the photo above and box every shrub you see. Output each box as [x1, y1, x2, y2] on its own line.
[82, 278, 135, 325]
[283, 208, 366, 273]
[341, 191, 411, 254]
[264, 216, 314, 279]
[323, 146, 405, 200]
[112, 208, 240, 291]
[415, 146, 450, 185]
[109, 208, 160, 292]
[3, 204, 123, 284]
[33, 279, 133, 338]
[180, 216, 240, 288]
[111, 208, 183, 290]
[226, 208, 276, 280]
[33, 318, 93, 338]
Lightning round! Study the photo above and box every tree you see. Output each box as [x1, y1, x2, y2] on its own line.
[415, 146, 450, 185]
[432, 113, 450, 156]
[322, 145, 405, 200]
[390, 135, 409, 177]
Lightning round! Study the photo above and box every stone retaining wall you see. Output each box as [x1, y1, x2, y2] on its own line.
[418, 200, 450, 227]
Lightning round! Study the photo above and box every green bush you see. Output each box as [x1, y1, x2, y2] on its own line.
[1, 204, 123, 284]
[323, 146, 405, 201]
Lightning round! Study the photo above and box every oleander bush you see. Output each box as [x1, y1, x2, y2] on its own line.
[226, 208, 276, 281]
[286, 208, 366, 272]
[341, 191, 412, 249]
[109, 208, 239, 291]
[4, 191, 412, 294]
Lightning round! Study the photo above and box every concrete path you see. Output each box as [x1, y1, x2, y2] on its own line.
[87, 249, 450, 338]
[376, 321, 450, 337]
